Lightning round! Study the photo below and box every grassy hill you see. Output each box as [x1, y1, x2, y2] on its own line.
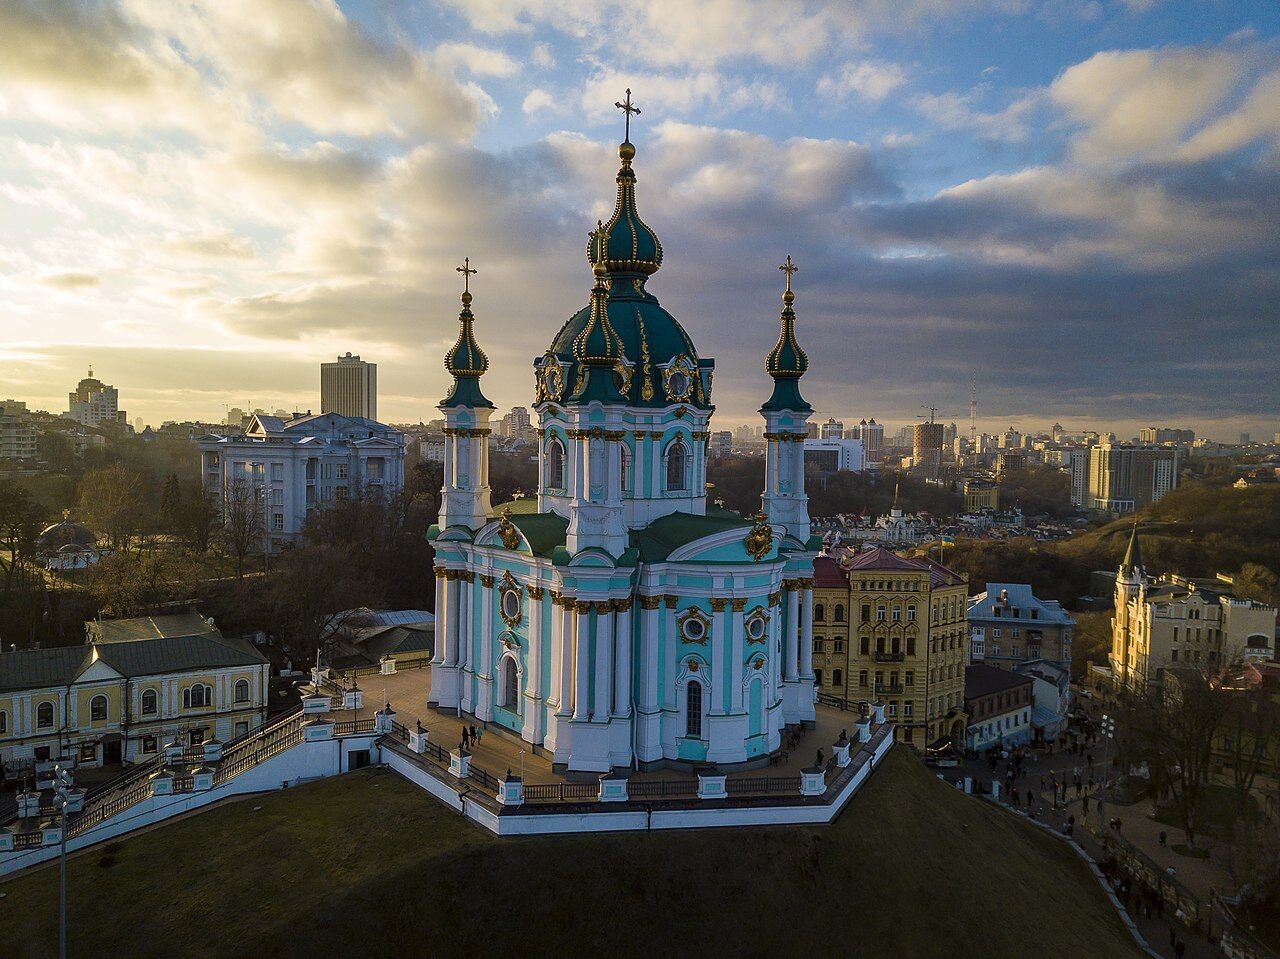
[0, 747, 1143, 959]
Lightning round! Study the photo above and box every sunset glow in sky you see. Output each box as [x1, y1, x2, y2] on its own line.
[2, 1, 1278, 437]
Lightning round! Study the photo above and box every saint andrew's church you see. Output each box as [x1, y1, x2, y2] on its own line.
[427, 102, 820, 773]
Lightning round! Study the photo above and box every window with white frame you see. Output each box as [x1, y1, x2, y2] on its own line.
[685, 680, 703, 738]
[546, 437, 566, 490]
[665, 438, 688, 492]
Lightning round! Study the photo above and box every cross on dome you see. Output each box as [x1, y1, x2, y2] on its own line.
[615, 88, 640, 142]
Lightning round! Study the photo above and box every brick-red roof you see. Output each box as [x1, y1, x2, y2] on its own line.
[813, 556, 847, 588]
[825, 546, 964, 588]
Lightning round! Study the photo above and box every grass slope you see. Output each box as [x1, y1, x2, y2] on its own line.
[0, 748, 1142, 959]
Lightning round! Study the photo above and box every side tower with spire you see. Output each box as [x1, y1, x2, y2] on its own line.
[761, 255, 813, 542]
[1110, 521, 1148, 688]
[760, 256, 817, 727]
[438, 259, 495, 532]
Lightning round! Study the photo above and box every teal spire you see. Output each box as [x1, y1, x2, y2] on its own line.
[441, 258, 493, 409]
[762, 255, 811, 413]
[570, 257, 624, 402]
[587, 92, 663, 281]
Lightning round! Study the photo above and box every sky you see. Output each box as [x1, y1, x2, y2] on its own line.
[1, 0, 1278, 441]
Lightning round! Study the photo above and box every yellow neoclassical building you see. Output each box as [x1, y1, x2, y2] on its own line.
[0, 612, 271, 776]
[812, 547, 970, 749]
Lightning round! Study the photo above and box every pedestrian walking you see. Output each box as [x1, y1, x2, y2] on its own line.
[476, 726, 484, 744]
[1159, 830, 1167, 847]
[1083, 794, 1090, 815]
[470, 724, 478, 746]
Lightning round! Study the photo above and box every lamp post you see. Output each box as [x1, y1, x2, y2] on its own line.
[52, 763, 75, 959]
[1098, 713, 1115, 826]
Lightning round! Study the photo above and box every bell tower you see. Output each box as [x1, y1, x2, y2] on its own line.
[760, 255, 812, 542]
[438, 258, 494, 532]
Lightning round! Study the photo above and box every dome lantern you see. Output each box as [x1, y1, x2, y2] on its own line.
[441, 257, 494, 409]
[762, 254, 812, 413]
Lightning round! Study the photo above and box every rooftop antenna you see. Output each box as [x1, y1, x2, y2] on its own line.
[969, 373, 978, 443]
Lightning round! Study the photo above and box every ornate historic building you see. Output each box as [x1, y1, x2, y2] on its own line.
[428, 110, 820, 773]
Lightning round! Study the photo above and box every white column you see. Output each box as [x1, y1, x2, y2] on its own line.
[730, 599, 746, 711]
[560, 602, 576, 716]
[444, 576, 461, 666]
[641, 599, 660, 713]
[785, 584, 799, 682]
[662, 597, 678, 709]
[614, 600, 633, 717]
[479, 578, 493, 676]
[432, 571, 446, 665]
[572, 605, 591, 722]
[710, 601, 727, 712]
[769, 604, 783, 702]
[800, 584, 814, 680]
[523, 588, 543, 741]
[456, 576, 471, 672]
[549, 597, 566, 713]
[594, 603, 614, 721]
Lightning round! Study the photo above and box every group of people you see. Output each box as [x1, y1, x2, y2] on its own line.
[459, 723, 485, 752]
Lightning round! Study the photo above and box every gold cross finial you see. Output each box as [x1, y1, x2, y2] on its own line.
[780, 254, 798, 292]
[615, 88, 640, 142]
[456, 257, 477, 294]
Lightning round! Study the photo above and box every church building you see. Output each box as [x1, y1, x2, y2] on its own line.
[428, 103, 821, 773]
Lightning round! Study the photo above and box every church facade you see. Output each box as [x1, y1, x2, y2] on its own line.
[427, 123, 821, 774]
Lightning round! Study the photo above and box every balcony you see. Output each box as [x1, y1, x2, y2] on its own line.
[875, 683, 904, 695]
[874, 651, 905, 663]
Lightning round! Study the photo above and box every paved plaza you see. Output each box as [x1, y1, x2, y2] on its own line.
[329, 665, 865, 786]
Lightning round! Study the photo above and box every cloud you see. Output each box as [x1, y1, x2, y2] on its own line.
[1049, 47, 1242, 162]
[579, 71, 789, 123]
[0, 0, 496, 141]
[817, 61, 909, 103]
[913, 88, 1042, 141]
[522, 89, 560, 116]
[38, 272, 100, 290]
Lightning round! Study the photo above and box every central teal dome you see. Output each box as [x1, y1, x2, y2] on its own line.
[536, 139, 710, 410]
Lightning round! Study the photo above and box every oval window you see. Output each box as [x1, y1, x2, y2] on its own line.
[682, 616, 706, 641]
[667, 371, 689, 398]
[746, 617, 767, 641]
[501, 588, 522, 620]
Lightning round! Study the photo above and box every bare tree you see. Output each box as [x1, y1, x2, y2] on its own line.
[221, 478, 263, 581]
[266, 543, 380, 659]
[77, 464, 144, 552]
[1126, 670, 1232, 849]
[1218, 681, 1280, 813]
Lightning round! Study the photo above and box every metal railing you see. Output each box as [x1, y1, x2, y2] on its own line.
[332, 719, 376, 737]
[523, 781, 600, 802]
[874, 683, 904, 695]
[466, 766, 500, 793]
[725, 775, 802, 796]
[213, 714, 304, 785]
[874, 651, 905, 662]
[12, 830, 44, 849]
[627, 779, 698, 800]
[66, 779, 153, 839]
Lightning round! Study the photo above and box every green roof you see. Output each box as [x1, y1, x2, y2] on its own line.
[631, 508, 751, 562]
[491, 497, 540, 517]
[509, 513, 569, 558]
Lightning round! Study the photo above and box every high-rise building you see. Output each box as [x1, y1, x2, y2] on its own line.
[1240, 432, 1251, 445]
[912, 421, 944, 479]
[1066, 448, 1089, 507]
[500, 406, 534, 444]
[1138, 427, 1194, 445]
[1087, 444, 1179, 514]
[849, 418, 884, 462]
[65, 368, 125, 428]
[1051, 422, 1065, 443]
[819, 417, 844, 440]
[321, 353, 377, 420]
[0, 413, 38, 463]
[812, 548, 969, 749]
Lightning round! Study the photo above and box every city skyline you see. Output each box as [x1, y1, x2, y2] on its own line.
[1, 2, 1279, 437]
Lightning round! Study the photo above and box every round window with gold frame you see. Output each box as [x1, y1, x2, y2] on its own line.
[662, 354, 696, 402]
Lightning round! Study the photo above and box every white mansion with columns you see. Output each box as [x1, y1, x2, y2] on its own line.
[428, 120, 820, 774]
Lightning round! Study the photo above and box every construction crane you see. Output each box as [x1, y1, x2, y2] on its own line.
[919, 405, 940, 423]
[970, 373, 978, 443]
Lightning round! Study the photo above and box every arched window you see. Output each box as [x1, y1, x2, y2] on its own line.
[545, 437, 566, 490]
[834, 604, 846, 623]
[90, 695, 108, 722]
[814, 603, 825, 622]
[141, 689, 158, 715]
[234, 679, 250, 704]
[620, 445, 631, 494]
[665, 438, 688, 492]
[907, 604, 917, 621]
[183, 684, 213, 709]
[36, 701, 54, 729]
[501, 657, 519, 710]
[685, 680, 703, 738]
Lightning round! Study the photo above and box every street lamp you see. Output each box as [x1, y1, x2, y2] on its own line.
[52, 763, 79, 959]
[1098, 713, 1116, 825]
